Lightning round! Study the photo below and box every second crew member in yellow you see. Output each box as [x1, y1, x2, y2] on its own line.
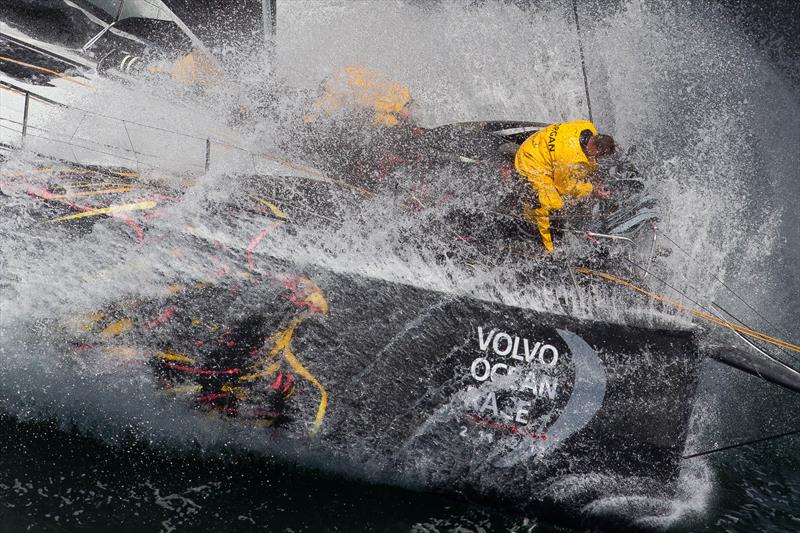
[305, 65, 414, 127]
[514, 120, 616, 252]
[302, 65, 422, 187]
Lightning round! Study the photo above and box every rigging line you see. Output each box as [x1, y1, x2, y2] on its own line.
[642, 223, 658, 279]
[0, 82, 29, 99]
[0, 31, 87, 69]
[0, 81, 65, 106]
[12, 95, 361, 192]
[621, 256, 740, 326]
[13, 85, 235, 147]
[571, 0, 593, 122]
[622, 253, 798, 363]
[2, 101, 338, 190]
[561, 232, 581, 294]
[706, 306, 769, 381]
[0, 123, 152, 169]
[0, 90, 331, 183]
[702, 301, 800, 383]
[0, 55, 95, 89]
[683, 428, 800, 460]
[620, 256, 715, 317]
[656, 228, 793, 343]
[575, 268, 800, 353]
[712, 301, 793, 363]
[620, 268, 800, 353]
[716, 309, 784, 370]
[0, 81, 211, 143]
[69, 112, 87, 144]
[122, 121, 140, 173]
[619, 257, 798, 368]
[0, 119, 174, 166]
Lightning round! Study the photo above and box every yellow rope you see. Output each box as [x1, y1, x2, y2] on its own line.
[238, 361, 281, 382]
[155, 351, 196, 364]
[245, 317, 328, 434]
[253, 197, 289, 220]
[3, 167, 76, 177]
[48, 200, 157, 222]
[99, 318, 133, 337]
[576, 268, 800, 353]
[282, 343, 328, 435]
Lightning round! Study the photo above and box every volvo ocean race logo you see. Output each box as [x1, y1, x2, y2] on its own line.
[459, 326, 607, 467]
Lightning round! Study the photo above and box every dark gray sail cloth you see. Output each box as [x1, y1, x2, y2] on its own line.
[159, 0, 269, 53]
[0, 1, 186, 58]
[1, 0, 267, 57]
[76, 0, 270, 54]
[0, 1, 101, 48]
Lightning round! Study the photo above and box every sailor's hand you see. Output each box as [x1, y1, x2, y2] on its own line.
[592, 184, 610, 199]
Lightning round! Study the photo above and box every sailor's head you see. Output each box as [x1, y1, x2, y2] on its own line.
[397, 101, 413, 122]
[376, 91, 415, 127]
[278, 274, 329, 315]
[398, 96, 420, 123]
[585, 134, 616, 161]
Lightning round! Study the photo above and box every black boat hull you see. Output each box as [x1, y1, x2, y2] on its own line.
[68, 257, 703, 516]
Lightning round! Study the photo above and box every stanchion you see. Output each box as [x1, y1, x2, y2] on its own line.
[21, 90, 30, 146]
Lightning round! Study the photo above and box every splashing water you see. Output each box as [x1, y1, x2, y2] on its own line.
[1, 0, 799, 530]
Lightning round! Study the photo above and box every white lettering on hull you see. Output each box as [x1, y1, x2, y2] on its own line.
[479, 391, 499, 416]
[476, 326, 559, 366]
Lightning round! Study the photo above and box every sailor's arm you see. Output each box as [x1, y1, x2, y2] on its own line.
[584, 165, 611, 198]
[559, 162, 610, 199]
[556, 162, 594, 198]
[589, 178, 610, 198]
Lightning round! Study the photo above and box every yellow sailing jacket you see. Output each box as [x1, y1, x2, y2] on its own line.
[514, 120, 598, 251]
[307, 65, 412, 127]
[145, 49, 220, 87]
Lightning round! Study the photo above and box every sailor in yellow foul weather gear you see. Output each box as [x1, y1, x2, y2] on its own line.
[97, 48, 220, 87]
[301, 65, 422, 187]
[514, 120, 616, 252]
[306, 65, 414, 127]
